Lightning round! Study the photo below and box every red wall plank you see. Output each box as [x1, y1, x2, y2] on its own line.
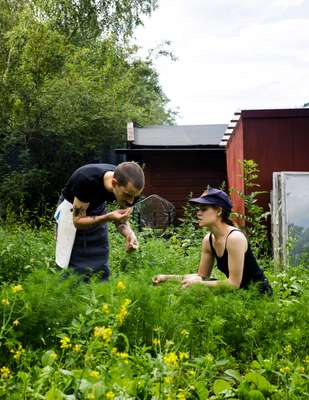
[140, 151, 227, 220]
[226, 120, 245, 215]
[244, 116, 309, 211]
[226, 110, 309, 219]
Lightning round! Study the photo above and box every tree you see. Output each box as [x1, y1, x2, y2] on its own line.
[0, 1, 174, 219]
[33, 0, 158, 43]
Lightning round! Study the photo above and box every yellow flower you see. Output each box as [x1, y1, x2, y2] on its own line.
[86, 394, 95, 400]
[60, 336, 72, 349]
[177, 389, 186, 400]
[179, 352, 189, 361]
[0, 366, 11, 379]
[116, 299, 131, 325]
[14, 351, 22, 360]
[13, 319, 20, 326]
[1, 298, 10, 306]
[93, 326, 113, 342]
[297, 367, 305, 374]
[280, 366, 291, 374]
[106, 391, 115, 399]
[123, 298, 131, 307]
[112, 347, 118, 355]
[89, 370, 100, 378]
[12, 284, 23, 294]
[10, 345, 25, 360]
[102, 303, 110, 314]
[73, 344, 81, 352]
[116, 281, 126, 290]
[163, 352, 179, 368]
[153, 338, 161, 346]
[180, 329, 189, 337]
[116, 352, 129, 363]
[284, 344, 292, 354]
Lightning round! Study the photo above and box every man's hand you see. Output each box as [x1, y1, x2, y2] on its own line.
[181, 274, 203, 289]
[125, 231, 138, 253]
[106, 208, 132, 223]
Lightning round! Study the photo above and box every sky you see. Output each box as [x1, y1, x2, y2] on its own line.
[134, 0, 309, 124]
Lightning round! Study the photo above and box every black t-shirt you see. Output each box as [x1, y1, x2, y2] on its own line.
[62, 164, 116, 211]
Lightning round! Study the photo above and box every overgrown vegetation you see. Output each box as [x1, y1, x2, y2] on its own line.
[230, 160, 271, 260]
[0, 219, 308, 399]
[0, 0, 174, 218]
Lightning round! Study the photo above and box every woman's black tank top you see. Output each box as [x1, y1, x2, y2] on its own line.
[209, 229, 266, 289]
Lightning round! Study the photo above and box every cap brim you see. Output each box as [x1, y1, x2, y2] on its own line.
[189, 197, 215, 205]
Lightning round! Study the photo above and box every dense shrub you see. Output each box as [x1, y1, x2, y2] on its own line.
[0, 224, 308, 398]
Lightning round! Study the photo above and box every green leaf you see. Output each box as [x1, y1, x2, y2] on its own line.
[250, 360, 261, 370]
[41, 350, 58, 367]
[213, 379, 232, 395]
[224, 369, 241, 382]
[195, 381, 209, 398]
[45, 387, 64, 400]
[248, 389, 265, 400]
[244, 372, 273, 393]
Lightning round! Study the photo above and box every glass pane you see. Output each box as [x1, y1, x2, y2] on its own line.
[285, 173, 309, 265]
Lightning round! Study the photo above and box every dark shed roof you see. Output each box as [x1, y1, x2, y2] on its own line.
[132, 124, 228, 147]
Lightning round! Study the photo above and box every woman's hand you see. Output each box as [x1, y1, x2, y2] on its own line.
[181, 274, 203, 288]
[152, 274, 168, 285]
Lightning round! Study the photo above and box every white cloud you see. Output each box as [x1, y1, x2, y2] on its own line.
[134, 0, 309, 123]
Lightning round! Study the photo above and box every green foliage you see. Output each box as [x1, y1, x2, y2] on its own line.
[230, 160, 271, 260]
[0, 0, 174, 219]
[33, 0, 158, 43]
[0, 225, 308, 398]
[0, 226, 54, 282]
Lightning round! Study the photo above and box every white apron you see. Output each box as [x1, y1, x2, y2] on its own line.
[54, 199, 76, 268]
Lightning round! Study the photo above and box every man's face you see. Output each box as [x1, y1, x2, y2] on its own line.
[112, 179, 143, 208]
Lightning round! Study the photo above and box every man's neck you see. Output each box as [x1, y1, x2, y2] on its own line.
[103, 171, 114, 192]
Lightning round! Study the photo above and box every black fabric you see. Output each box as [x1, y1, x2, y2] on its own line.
[62, 164, 116, 212]
[209, 229, 272, 294]
[69, 202, 110, 279]
[59, 163, 117, 277]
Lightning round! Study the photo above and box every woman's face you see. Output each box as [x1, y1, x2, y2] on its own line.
[196, 205, 220, 227]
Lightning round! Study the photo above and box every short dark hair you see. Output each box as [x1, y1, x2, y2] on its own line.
[212, 205, 235, 227]
[114, 161, 145, 190]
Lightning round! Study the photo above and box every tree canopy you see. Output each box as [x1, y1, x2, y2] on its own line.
[0, 0, 174, 217]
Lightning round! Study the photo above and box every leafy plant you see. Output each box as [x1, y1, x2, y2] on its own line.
[230, 159, 271, 260]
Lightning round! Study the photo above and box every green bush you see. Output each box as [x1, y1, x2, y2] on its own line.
[0, 224, 308, 398]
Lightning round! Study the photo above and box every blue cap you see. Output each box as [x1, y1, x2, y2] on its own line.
[189, 188, 232, 211]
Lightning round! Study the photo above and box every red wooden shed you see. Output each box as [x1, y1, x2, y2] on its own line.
[223, 108, 309, 215]
[116, 123, 227, 220]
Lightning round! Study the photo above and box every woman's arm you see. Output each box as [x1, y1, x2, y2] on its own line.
[182, 231, 247, 289]
[179, 234, 215, 287]
[224, 231, 247, 288]
[153, 234, 215, 286]
[152, 274, 183, 285]
[197, 233, 215, 278]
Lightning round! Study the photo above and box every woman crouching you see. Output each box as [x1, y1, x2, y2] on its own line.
[152, 188, 272, 295]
